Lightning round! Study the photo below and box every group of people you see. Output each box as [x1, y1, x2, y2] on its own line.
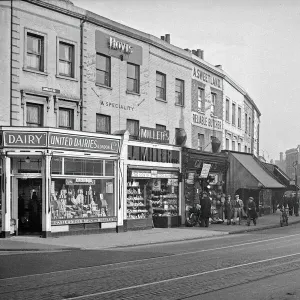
[279, 194, 299, 217]
[199, 192, 258, 227]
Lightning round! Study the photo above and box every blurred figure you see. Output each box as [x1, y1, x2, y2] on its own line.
[224, 195, 233, 225]
[288, 195, 294, 216]
[200, 192, 211, 227]
[247, 197, 257, 226]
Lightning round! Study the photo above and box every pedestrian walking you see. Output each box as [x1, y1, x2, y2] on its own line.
[224, 195, 233, 225]
[234, 194, 244, 225]
[200, 192, 211, 227]
[247, 197, 257, 226]
[293, 194, 299, 216]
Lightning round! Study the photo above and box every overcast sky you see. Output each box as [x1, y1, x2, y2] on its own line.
[72, 0, 300, 162]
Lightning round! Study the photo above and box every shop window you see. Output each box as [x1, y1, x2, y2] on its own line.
[226, 99, 230, 122]
[52, 157, 63, 174]
[51, 178, 115, 221]
[64, 158, 104, 176]
[96, 54, 111, 87]
[96, 114, 111, 134]
[59, 42, 74, 77]
[156, 124, 166, 131]
[127, 63, 139, 93]
[127, 172, 179, 221]
[105, 160, 115, 176]
[232, 103, 236, 125]
[126, 119, 139, 140]
[156, 72, 166, 101]
[26, 102, 43, 127]
[175, 78, 184, 106]
[198, 88, 205, 112]
[59, 108, 74, 130]
[26, 32, 44, 72]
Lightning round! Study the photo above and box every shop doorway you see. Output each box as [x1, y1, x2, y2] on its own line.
[18, 178, 42, 234]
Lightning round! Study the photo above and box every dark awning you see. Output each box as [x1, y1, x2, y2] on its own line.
[231, 153, 285, 189]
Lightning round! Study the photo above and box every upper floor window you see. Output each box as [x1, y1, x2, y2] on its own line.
[175, 79, 184, 106]
[96, 54, 111, 87]
[226, 99, 230, 122]
[238, 143, 241, 152]
[198, 88, 205, 112]
[26, 103, 43, 127]
[198, 133, 205, 151]
[156, 124, 166, 131]
[232, 103, 236, 125]
[226, 138, 229, 150]
[59, 42, 74, 77]
[59, 108, 74, 130]
[238, 107, 241, 128]
[232, 140, 235, 151]
[156, 72, 166, 100]
[244, 145, 247, 152]
[96, 114, 111, 134]
[26, 33, 44, 72]
[245, 113, 248, 133]
[127, 63, 139, 93]
[127, 119, 139, 140]
[211, 93, 216, 115]
[248, 117, 251, 135]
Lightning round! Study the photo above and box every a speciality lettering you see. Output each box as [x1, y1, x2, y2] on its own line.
[99, 100, 134, 111]
[109, 37, 133, 54]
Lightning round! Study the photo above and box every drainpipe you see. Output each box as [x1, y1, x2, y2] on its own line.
[10, 0, 13, 126]
[80, 17, 86, 131]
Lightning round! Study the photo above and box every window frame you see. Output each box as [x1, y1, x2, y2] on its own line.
[226, 138, 229, 150]
[226, 99, 230, 122]
[57, 39, 75, 79]
[156, 72, 166, 101]
[211, 93, 216, 115]
[197, 133, 205, 151]
[198, 88, 205, 113]
[26, 102, 44, 127]
[175, 78, 184, 106]
[58, 107, 74, 130]
[127, 63, 140, 94]
[245, 113, 248, 133]
[232, 102, 236, 126]
[24, 28, 47, 74]
[126, 119, 140, 140]
[96, 53, 111, 88]
[232, 140, 235, 151]
[96, 114, 111, 134]
[237, 106, 242, 128]
[156, 124, 167, 131]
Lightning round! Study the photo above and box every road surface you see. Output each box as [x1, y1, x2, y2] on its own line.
[1, 224, 300, 299]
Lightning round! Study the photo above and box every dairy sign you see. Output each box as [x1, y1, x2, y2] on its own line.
[192, 66, 222, 89]
[3, 132, 47, 147]
[192, 112, 223, 132]
[48, 133, 120, 153]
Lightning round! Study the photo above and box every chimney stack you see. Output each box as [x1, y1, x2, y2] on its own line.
[184, 48, 191, 53]
[165, 34, 170, 43]
[160, 36, 165, 41]
[280, 152, 283, 162]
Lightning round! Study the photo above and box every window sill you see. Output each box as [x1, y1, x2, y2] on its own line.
[56, 74, 78, 82]
[155, 98, 167, 103]
[175, 103, 185, 108]
[23, 67, 48, 76]
[95, 83, 112, 90]
[126, 90, 140, 96]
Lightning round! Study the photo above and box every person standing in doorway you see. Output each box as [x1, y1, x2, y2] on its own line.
[224, 195, 233, 225]
[200, 192, 211, 227]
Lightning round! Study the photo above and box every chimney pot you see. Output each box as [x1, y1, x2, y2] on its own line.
[200, 50, 204, 59]
[165, 34, 170, 43]
[160, 36, 165, 41]
[280, 152, 283, 162]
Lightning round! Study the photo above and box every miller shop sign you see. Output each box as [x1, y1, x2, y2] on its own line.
[139, 126, 170, 144]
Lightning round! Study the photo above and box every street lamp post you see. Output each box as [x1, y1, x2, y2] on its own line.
[293, 161, 299, 216]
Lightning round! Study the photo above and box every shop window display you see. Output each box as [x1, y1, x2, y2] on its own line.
[51, 178, 115, 220]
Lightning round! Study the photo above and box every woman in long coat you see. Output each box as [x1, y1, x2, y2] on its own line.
[224, 195, 233, 225]
[200, 192, 211, 227]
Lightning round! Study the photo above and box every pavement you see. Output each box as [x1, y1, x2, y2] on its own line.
[1, 211, 300, 251]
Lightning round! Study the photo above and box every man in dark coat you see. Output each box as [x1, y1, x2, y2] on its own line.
[200, 192, 211, 227]
[247, 197, 257, 226]
[293, 194, 299, 216]
[288, 195, 294, 216]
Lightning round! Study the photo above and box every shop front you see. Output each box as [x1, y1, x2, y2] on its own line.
[125, 128, 181, 230]
[0, 127, 122, 238]
[182, 147, 228, 222]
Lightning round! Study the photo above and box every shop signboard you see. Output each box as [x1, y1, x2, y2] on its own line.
[139, 126, 170, 144]
[65, 178, 96, 185]
[191, 112, 222, 132]
[51, 216, 117, 226]
[199, 163, 211, 178]
[48, 133, 120, 153]
[192, 66, 222, 90]
[131, 170, 178, 179]
[3, 131, 47, 147]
